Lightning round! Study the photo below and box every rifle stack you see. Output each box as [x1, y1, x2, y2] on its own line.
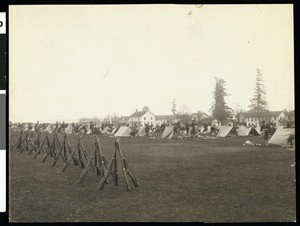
[10, 130, 140, 192]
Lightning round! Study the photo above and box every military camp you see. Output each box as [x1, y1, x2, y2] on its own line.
[8, 4, 295, 223]
[9, 104, 296, 222]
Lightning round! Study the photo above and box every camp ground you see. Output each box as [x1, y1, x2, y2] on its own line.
[8, 116, 296, 223]
[8, 4, 295, 223]
[9, 127, 296, 222]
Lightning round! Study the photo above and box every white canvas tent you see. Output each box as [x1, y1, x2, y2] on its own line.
[101, 126, 110, 134]
[114, 126, 132, 137]
[217, 125, 234, 137]
[267, 128, 295, 147]
[65, 124, 74, 134]
[161, 126, 174, 139]
[236, 125, 258, 137]
[45, 125, 53, 133]
[236, 126, 251, 136]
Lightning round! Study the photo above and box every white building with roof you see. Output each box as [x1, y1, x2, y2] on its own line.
[129, 109, 156, 126]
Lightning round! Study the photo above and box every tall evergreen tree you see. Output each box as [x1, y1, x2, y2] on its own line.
[210, 77, 233, 120]
[249, 69, 268, 112]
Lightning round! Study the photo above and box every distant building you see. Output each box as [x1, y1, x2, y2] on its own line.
[199, 117, 214, 125]
[236, 111, 288, 126]
[155, 115, 178, 125]
[220, 119, 237, 126]
[199, 117, 221, 128]
[129, 109, 156, 126]
[191, 111, 209, 122]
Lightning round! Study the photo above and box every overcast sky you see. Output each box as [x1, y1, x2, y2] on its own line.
[9, 4, 294, 123]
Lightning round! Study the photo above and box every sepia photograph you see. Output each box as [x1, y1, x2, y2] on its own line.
[8, 4, 295, 222]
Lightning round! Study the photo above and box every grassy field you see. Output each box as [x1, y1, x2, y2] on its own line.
[9, 132, 296, 222]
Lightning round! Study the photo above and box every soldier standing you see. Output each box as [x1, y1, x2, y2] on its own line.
[145, 123, 150, 138]
[185, 121, 190, 138]
[90, 121, 95, 135]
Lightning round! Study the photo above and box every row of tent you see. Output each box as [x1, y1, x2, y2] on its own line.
[217, 125, 295, 147]
[14, 124, 262, 138]
[217, 125, 261, 138]
[135, 125, 295, 148]
[32, 124, 94, 135]
[157, 125, 261, 139]
[19, 124, 132, 136]
[15, 124, 100, 134]
[159, 125, 260, 139]
[16, 124, 295, 147]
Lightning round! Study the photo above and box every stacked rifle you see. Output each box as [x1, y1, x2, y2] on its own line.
[10, 130, 140, 191]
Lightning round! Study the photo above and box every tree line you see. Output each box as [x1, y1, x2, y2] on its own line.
[81, 69, 269, 123]
[172, 68, 268, 121]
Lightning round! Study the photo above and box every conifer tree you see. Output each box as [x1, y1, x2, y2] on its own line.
[210, 77, 233, 120]
[249, 69, 268, 112]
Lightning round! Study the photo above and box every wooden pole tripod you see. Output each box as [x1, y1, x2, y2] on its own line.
[33, 133, 51, 159]
[10, 130, 24, 151]
[98, 138, 140, 191]
[9, 130, 15, 149]
[28, 132, 41, 156]
[52, 133, 79, 167]
[42, 132, 62, 163]
[19, 130, 35, 154]
[77, 136, 114, 184]
[62, 135, 91, 172]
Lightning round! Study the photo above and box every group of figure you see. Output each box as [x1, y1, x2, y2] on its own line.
[260, 121, 277, 141]
[127, 120, 221, 139]
[10, 119, 291, 142]
[9, 120, 222, 139]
